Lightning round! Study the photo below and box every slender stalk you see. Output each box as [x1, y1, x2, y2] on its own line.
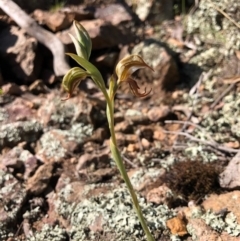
[62, 20, 155, 241]
[105, 95, 155, 241]
[182, 0, 186, 15]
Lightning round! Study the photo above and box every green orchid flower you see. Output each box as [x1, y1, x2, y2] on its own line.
[116, 55, 153, 97]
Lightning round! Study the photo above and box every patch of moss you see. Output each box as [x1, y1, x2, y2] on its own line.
[162, 160, 222, 201]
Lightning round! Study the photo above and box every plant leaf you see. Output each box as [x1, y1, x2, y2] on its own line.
[66, 53, 105, 90]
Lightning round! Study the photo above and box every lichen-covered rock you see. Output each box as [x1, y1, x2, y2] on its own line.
[186, 0, 240, 56]
[0, 170, 27, 239]
[55, 183, 175, 240]
[128, 167, 165, 192]
[201, 92, 240, 146]
[187, 217, 240, 241]
[125, 109, 149, 125]
[26, 224, 67, 241]
[202, 191, 240, 228]
[187, 218, 221, 241]
[183, 191, 240, 239]
[146, 185, 174, 205]
[0, 120, 43, 150]
[132, 39, 179, 91]
[36, 123, 93, 163]
[0, 146, 38, 178]
[189, 48, 221, 69]
[202, 210, 240, 237]
[37, 93, 105, 128]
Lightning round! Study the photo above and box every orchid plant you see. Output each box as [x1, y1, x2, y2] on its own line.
[62, 21, 155, 241]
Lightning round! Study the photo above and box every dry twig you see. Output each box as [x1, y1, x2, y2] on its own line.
[171, 72, 210, 146]
[208, 0, 240, 29]
[165, 120, 216, 143]
[171, 144, 227, 158]
[163, 130, 240, 154]
[210, 82, 236, 109]
[222, 76, 240, 84]
[122, 154, 139, 168]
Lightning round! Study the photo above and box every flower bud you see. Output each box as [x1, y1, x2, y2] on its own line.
[69, 20, 92, 60]
[62, 67, 89, 100]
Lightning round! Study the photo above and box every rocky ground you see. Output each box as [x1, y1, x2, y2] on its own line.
[0, 0, 240, 240]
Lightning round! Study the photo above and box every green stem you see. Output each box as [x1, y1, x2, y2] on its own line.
[104, 93, 155, 241]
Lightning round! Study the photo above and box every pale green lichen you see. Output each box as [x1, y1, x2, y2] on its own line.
[37, 123, 93, 161]
[201, 92, 240, 145]
[56, 184, 175, 240]
[224, 212, 240, 236]
[202, 210, 240, 236]
[125, 109, 143, 117]
[185, 145, 218, 163]
[0, 229, 14, 240]
[0, 170, 27, 239]
[4, 146, 34, 162]
[170, 234, 181, 241]
[26, 224, 66, 241]
[186, 223, 198, 240]
[202, 210, 226, 232]
[185, 0, 240, 56]
[129, 167, 165, 190]
[23, 207, 41, 220]
[0, 108, 8, 122]
[37, 131, 66, 160]
[0, 120, 42, 148]
[152, 154, 177, 169]
[42, 96, 105, 128]
[132, 41, 167, 69]
[47, 97, 81, 127]
[189, 48, 222, 69]
[174, 66, 240, 162]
